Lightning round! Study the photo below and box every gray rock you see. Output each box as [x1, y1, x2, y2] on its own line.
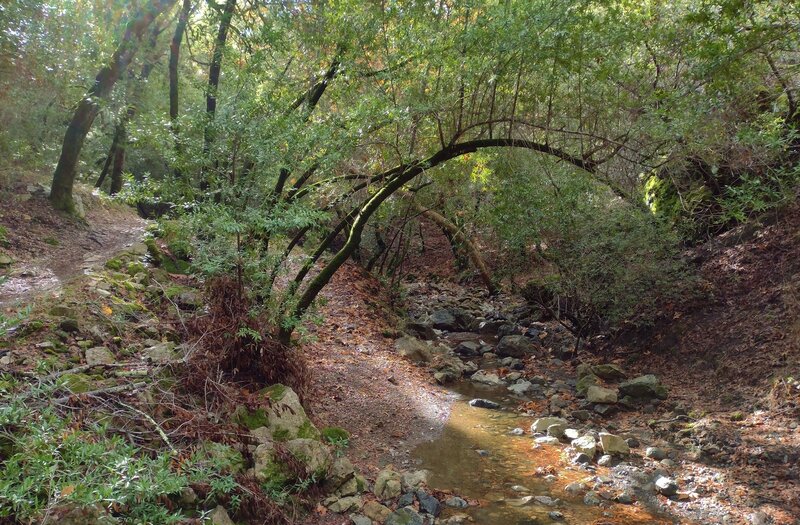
[454, 341, 481, 357]
[531, 417, 567, 433]
[586, 385, 618, 404]
[591, 364, 627, 381]
[625, 437, 640, 448]
[576, 373, 599, 397]
[401, 470, 429, 492]
[599, 433, 630, 455]
[394, 336, 433, 363]
[430, 309, 458, 331]
[385, 506, 424, 525]
[509, 427, 525, 436]
[416, 489, 441, 516]
[534, 495, 555, 506]
[258, 384, 320, 441]
[58, 318, 79, 333]
[350, 515, 372, 525]
[145, 342, 177, 363]
[645, 447, 667, 460]
[471, 370, 504, 386]
[397, 492, 415, 508]
[615, 490, 636, 504]
[655, 476, 678, 496]
[619, 375, 668, 400]
[571, 435, 597, 457]
[547, 423, 567, 439]
[572, 453, 592, 464]
[362, 501, 392, 523]
[469, 398, 501, 410]
[374, 468, 402, 500]
[209, 506, 235, 525]
[564, 482, 584, 495]
[496, 335, 538, 358]
[445, 496, 468, 509]
[284, 438, 332, 477]
[597, 454, 614, 466]
[534, 436, 560, 445]
[583, 491, 601, 505]
[564, 428, 580, 440]
[327, 495, 362, 513]
[549, 510, 565, 521]
[507, 381, 533, 396]
[85, 346, 114, 366]
[571, 409, 592, 421]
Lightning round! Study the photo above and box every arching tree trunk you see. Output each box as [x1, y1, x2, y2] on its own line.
[49, 0, 177, 213]
[278, 138, 597, 343]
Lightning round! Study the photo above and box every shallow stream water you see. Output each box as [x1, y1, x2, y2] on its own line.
[411, 379, 672, 524]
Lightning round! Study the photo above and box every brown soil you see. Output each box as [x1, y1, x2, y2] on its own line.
[599, 200, 800, 524]
[0, 179, 146, 306]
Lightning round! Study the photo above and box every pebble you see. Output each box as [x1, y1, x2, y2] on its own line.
[509, 427, 525, 436]
[469, 398, 501, 410]
[583, 491, 601, 505]
[655, 476, 679, 496]
[645, 447, 667, 460]
[445, 496, 468, 509]
[597, 454, 614, 466]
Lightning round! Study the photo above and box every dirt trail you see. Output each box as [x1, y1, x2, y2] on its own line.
[0, 187, 147, 306]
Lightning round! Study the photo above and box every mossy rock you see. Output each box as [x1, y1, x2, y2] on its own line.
[262, 383, 288, 401]
[161, 258, 191, 275]
[126, 261, 147, 276]
[104, 258, 123, 271]
[59, 373, 93, 394]
[321, 427, 350, 444]
[576, 373, 599, 397]
[235, 407, 269, 430]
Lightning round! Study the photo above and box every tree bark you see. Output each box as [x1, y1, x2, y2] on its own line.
[169, 0, 192, 165]
[406, 199, 498, 295]
[49, 0, 177, 212]
[203, 0, 236, 159]
[278, 137, 597, 343]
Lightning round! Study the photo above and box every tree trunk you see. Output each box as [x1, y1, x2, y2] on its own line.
[408, 200, 498, 295]
[49, 0, 177, 213]
[169, 0, 192, 165]
[110, 138, 126, 195]
[203, 0, 236, 159]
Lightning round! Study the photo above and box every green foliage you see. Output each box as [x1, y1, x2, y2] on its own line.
[484, 151, 690, 338]
[0, 301, 30, 339]
[321, 427, 350, 452]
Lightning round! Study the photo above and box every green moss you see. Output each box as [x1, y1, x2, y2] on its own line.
[321, 427, 349, 444]
[730, 411, 745, 421]
[104, 258, 122, 271]
[43, 237, 59, 246]
[262, 384, 288, 401]
[162, 258, 191, 275]
[59, 373, 93, 393]
[272, 428, 290, 442]
[297, 420, 321, 440]
[575, 373, 599, 397]
[235, 407, 269, 430]
[126, 261, 147, 276]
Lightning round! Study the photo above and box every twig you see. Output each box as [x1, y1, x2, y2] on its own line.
[53, 381, 147, 404]
[115, 399, 177, 454]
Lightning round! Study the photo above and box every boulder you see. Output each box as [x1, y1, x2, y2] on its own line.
[575, 373, 599, 397]
[240, 384, 320, 441]
[386, 507, 424, 525]
[547, 423, 567, 439]
[531, 417, 567, 433]
[394, 336, 433, 363]
[655, 476, 678, 496]
[454, 341, 481, 357]
[374, 468, 402, 500]
[144, 342, 177, 363]
[495, 335, 538, 358]
[586, 386, 618, 404]
[507, 381, 533, 395]
[401, 470, 430, 492]
[406, 319, 436, 340]
[362, 501, 392, 522]
[470, 370, 503, 386]
[209, 506, 235, 525]
[350, 515, 372, 525]
[469, 398, 501, 410]
[618, 375, 668, 400]
[571, 435, 597, 457]
[85, 346, 114, 366]
[284, 438, 332, 477]
[591, 364, 627, 381]
[599, 432, 630, 456]
[324, 457, 357, 494]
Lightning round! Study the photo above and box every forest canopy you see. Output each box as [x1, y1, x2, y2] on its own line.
[0, 0, 798, 340]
